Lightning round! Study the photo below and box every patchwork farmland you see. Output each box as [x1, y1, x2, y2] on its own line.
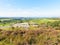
[0, 17, 60, 45]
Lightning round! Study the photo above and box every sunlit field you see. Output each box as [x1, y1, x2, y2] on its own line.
[0, 17, 60, 45]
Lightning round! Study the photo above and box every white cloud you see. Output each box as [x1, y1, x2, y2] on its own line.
[0, 0, 60, 17]
[0, 7, 60, 17]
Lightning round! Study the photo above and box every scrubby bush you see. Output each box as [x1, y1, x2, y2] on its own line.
[0, 28, 60, 45]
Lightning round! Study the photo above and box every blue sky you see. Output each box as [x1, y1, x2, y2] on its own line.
[0, 0, 60, 17]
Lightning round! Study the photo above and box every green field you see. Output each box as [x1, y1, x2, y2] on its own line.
[0, 18, 60, 45]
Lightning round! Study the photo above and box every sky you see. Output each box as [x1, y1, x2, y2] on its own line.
[0, 0, 60, 17]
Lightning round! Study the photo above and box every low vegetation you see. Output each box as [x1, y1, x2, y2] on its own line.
[0, 17, 60, 45]
[0, 28, 60, 45]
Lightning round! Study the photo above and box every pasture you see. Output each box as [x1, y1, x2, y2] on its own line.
[0, 18, 60, 45]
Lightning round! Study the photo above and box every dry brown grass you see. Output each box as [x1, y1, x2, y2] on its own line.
[0, 28, 60, 45]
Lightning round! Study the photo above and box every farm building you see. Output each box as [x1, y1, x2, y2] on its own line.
[12, 22, 29, 28]
[12, 22, 39, 28]
[29, 21, 39, 27]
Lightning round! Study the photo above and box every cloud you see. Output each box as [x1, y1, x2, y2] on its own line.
[0, 7, 60, 17]
[0, 0, 60, 17]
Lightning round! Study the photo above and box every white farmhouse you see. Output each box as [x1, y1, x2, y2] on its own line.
[12, 22, 29, 28]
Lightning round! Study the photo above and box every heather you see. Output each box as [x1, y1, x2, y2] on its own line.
[0, 27, 60, 45]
